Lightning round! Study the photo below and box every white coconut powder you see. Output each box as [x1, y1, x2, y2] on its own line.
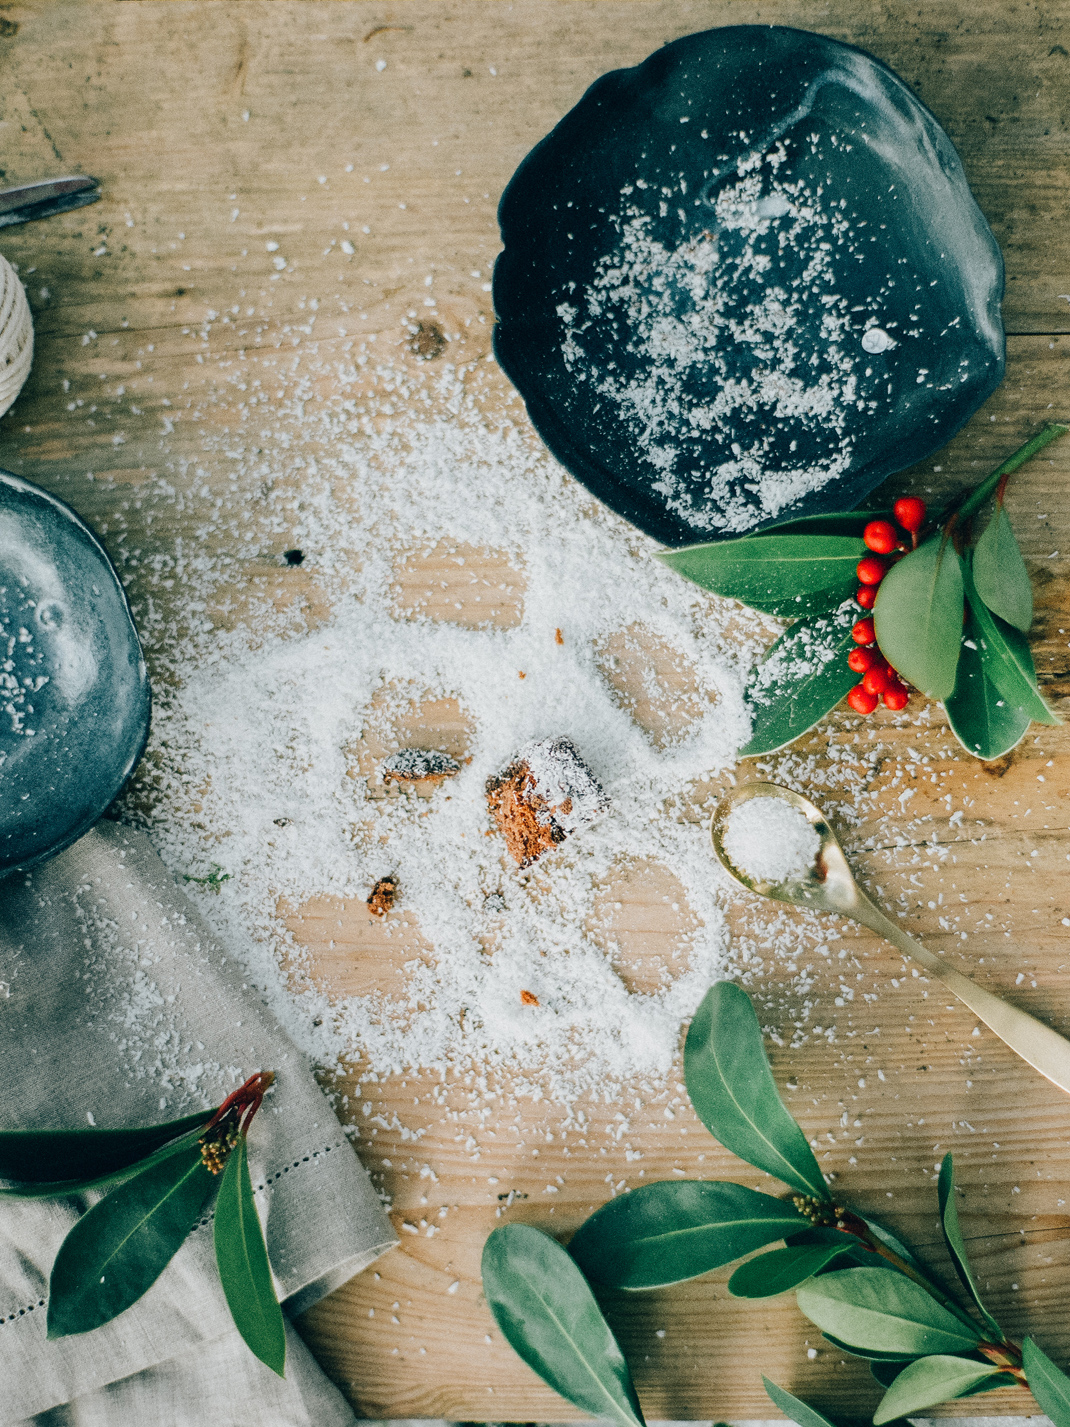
[132, 365, 771, 1106]
[557, 147, 882, 533]
[722, 796, 821, 883]
[71, 268, 981, 1134]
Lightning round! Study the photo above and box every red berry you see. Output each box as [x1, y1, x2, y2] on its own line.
[863, 664, 891, 696]
[848, 646, 878, 673]
[847, 684, 879, 714]
[863, 519, 898, 554]
[883, 683, 910, 711]
[851, 617, 876, 645]
[855, 585, 877, 609]
[893, 496, 926, 533]
[856, 555, 886, 585]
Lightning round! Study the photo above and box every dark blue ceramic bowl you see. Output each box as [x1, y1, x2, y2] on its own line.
[0, 472, 150, 872]
[494, 26, 1005, 545]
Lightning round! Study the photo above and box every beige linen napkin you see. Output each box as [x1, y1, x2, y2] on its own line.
[0, 822, 397, 1425]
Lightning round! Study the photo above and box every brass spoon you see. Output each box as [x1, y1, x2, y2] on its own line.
[712, 780, 1070, 1096]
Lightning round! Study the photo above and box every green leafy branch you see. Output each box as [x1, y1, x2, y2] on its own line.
[0, 1071, 285, 1377]
[481, 982, 1070, 1427]
[659, 425, 1067, 759]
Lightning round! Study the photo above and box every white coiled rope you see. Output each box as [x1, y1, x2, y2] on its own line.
[0, 254, 33, 418]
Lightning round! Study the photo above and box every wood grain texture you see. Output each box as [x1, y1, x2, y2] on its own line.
[5, 1, 1070, 1418]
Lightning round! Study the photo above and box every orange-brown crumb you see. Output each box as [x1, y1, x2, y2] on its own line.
[367, 875, 398, 917]
[520, 989, 539, 1006]
[486, 764, 560, 867]
[554, 628, 564, 645]
[485, 737, 608, 868]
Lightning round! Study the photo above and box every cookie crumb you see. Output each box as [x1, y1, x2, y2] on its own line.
[486, 736, 609, 867]
[367, 875, 399, 917]
[520, 989, 539, 1006]
[554, 628, 563, 645]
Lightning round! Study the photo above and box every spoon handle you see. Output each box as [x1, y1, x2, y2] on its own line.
[852, 896, 1070, 1096]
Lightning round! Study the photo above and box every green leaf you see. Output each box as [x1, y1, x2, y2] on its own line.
[0, 1123, 212, 1200]
[215, 1134, 286, 1377]
[870, 1358, 1015, 1395]
[873, 1355, 1008, 1424]
[481, 1224, 645, 1427]
[945, 604, 1032, 760]
[762, 1377, 840, 1427]
[684, 982, 828, 1199]
[0, 1107, 215, 1188]
[728, 1241, 852, 1297]
[870, 1358, 912, 1387]
[858, 1215, 927, 1278]
[963, 565, 1060, 726]
[873, 534, 964, 700]
[657, 535, 864, 617]
[795, 1267, 982, 1356]
[937, 1156, 1002, 1339]
[569, 1180, 807, 1289]
[869, 1357, 1013, 1393]
[972, 504, 1033, 632]
[823, 1331, 920, 1362]
[47, 1140, 215, 1337]
[763, 510, 892, 537]
[961, 1371, 1021, 1395]
[1024, 1336, 1070, 1427]
[786, 1228, 878, 1269]
[854, 1213, 985, 1332]
[741, 601, 859, 757]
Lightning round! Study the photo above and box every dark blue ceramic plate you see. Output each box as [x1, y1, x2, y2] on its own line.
[0, 472, 150, 872]
[494, 26, 1005, 546]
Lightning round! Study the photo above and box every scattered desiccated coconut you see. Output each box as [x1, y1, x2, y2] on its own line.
[143, 384, 753, 1107]
[486, 736, 609, 867]
[115, 296, 959, 1116]
[382, 748, 460, 785]
[558, 161, 859, 535]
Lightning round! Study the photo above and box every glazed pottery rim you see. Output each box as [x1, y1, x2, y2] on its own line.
[492, 23, 1006, 547]
[0, 468, 151, 874]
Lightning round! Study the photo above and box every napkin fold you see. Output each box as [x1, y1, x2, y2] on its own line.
[0, 822, 397, 1425]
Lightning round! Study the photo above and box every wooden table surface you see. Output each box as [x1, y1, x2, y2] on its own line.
[9, 1, 1070, 1418]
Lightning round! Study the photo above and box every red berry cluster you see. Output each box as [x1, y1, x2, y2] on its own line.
[846, 497, 926, 715]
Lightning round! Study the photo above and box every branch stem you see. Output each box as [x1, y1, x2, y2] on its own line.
[944, 422, 1068, 531]
[979, 1339, 1025, 1375]
[838, 1211, 1026, 1358]
[792, 1196, 973, 1322]
[199, 1071, 275, 1175]
[846, 1214, 970, 1318]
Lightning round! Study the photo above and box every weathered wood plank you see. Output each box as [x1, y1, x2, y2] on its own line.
[3, 2, 1070, 1418]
